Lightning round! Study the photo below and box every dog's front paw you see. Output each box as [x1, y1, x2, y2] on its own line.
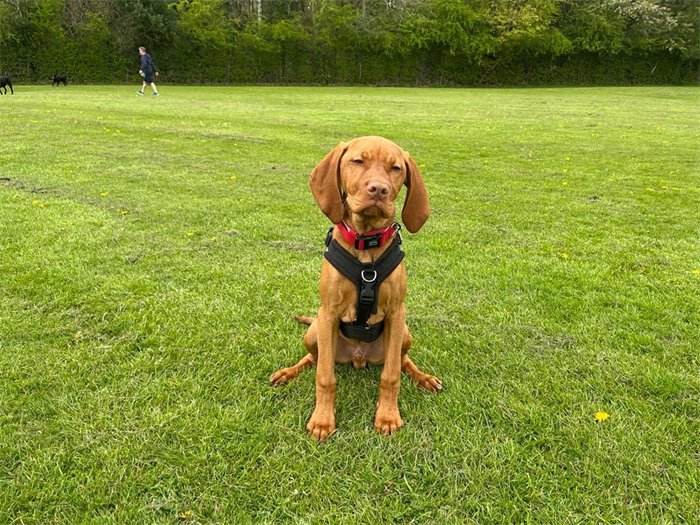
[307, 410, 336, 442]
[374, 407, 403, 435]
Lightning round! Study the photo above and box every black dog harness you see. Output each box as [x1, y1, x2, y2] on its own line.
[323, 223, 404, 342]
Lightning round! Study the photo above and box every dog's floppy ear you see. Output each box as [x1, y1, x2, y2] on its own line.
[402, 152, 430, 233]
[309, 142, 348, 224]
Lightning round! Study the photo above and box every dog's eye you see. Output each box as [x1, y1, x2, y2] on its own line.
[351, 158, 364, 165]
[391, 165, 402, 172]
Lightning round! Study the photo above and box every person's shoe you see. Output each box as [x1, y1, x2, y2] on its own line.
[136, 90, 144, 95]
[152, 92, 159, 96]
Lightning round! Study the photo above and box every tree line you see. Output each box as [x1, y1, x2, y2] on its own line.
[0, 0, 697, 86]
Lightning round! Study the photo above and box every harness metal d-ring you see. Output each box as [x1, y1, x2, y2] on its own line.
[361, 269, 377, 283]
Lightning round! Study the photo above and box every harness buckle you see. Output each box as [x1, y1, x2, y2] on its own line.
[392, 223, 403, 245]
[324, 226, 334, 247]
[360, 283, 375, 304]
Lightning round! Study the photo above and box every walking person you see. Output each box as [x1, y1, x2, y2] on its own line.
[137, 46, 159, 96]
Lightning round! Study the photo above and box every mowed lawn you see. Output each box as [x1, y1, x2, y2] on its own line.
[1, 84, 698, 524]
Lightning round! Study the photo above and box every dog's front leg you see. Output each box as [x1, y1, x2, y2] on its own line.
[375, 306, 405, 435]
[307, 306, 338, 442]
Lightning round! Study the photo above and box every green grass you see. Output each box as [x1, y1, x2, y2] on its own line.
[1, 84, 699, 524]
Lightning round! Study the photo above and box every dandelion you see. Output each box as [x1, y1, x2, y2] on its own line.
[180, 510, 193, 520]
[594, 411, 610, 423]
[100, 191, 109, 197]
[691, 269, 700, 276]
[32, 199, 45, 208]
[210, 236, 217, 242]
[562, 168, 569, 173]
[561, 181, 568, 187]
[186, 231, 194, 237]
[120, 209, 129, 216]
[559, 252, 569, 260]
[229, 175, 237, 181]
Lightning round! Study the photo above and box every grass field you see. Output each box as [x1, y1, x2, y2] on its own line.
[1, 84, 699, 524]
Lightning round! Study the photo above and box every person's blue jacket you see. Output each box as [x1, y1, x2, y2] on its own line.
[140, 53, 157, 74]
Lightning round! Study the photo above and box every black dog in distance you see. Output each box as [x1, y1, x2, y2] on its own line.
[52, 73, 68, 87]
[0, 75, 13, 94]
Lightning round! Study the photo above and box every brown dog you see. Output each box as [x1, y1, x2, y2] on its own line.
[270, 136, 441, 441]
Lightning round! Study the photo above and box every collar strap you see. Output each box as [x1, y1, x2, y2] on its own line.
[336, 222, 401, 250]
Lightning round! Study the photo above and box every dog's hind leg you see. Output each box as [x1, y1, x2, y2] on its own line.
[400, 328, 442, 392]
[269, 353, 315, 386]
[269, 319, 318, 386]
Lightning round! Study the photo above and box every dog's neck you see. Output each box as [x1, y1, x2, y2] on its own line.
[332, 216, 400, 260]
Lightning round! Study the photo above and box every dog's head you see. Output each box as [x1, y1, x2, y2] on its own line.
[309, 136, 429, 233]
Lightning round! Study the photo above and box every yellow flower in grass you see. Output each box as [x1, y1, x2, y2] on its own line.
[180, 510, 193, 520]
[229, 175, 237, 181]
[594, 411, 610, 423]
[210, 236, 218, 242]
[120, 209, 129, 216]
[559, 252, 569, 260]
[186, 231, 194, 237]
[691, 269, 700, 276]
[32, 199, 45, 208]
[100, 191, 109, 197]
[561, 181, 568, 187]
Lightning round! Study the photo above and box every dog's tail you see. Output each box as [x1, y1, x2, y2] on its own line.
[294, 315, 314, 326]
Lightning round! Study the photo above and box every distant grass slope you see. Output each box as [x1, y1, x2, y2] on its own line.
[1, 85, 698, 524]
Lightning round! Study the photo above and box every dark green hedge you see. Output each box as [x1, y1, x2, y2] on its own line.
[0, 0, 697, 87]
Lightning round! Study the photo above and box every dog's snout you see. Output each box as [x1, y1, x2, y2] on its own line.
[367, 180, 390, 200]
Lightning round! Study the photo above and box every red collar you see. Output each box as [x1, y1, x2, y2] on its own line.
[336, 222, 401, 250]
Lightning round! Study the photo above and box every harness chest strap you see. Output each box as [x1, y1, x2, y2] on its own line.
[323, 229, 404, 342]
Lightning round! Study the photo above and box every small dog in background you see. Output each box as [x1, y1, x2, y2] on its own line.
[0, 75, 13, 95]
[52, 73, 68, 87]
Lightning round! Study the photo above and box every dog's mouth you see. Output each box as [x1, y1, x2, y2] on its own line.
[344, 192, 392, 215]
[350, 200, 392, 219]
